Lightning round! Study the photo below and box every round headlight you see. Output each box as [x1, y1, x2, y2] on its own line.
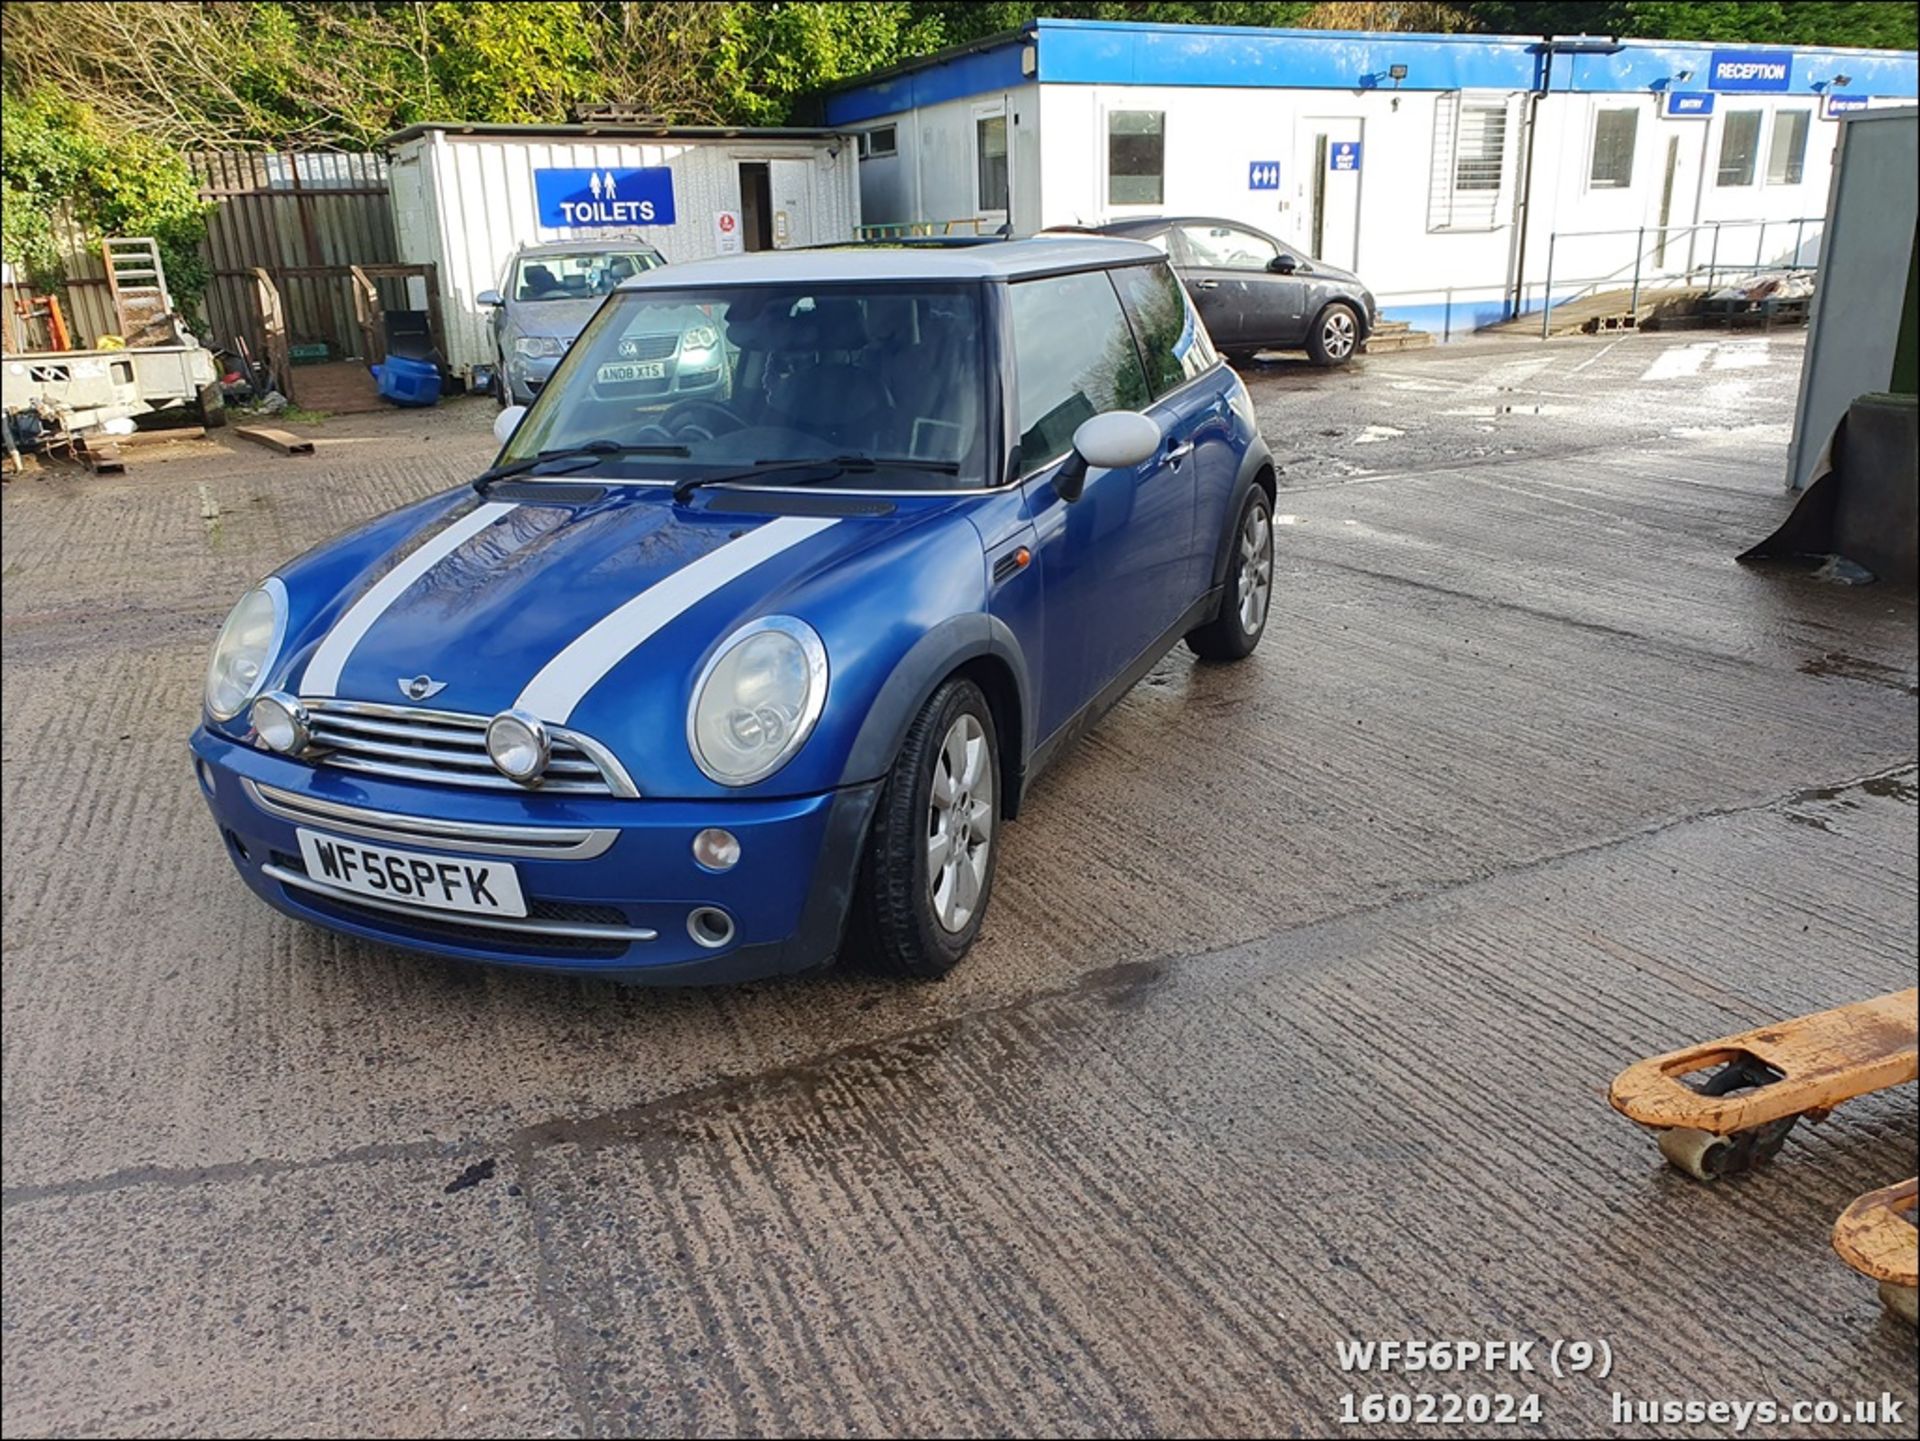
[688, 617, 827, 786]
[205, 580, 287, 721]
[251, 691, 309, 754]
[486, 709, 550, 783]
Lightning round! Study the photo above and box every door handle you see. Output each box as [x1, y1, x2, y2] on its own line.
[1164, 441, 1194, 466]
[1193, 279, 1220, 290]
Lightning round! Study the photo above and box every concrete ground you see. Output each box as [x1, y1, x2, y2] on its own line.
[3, 329, 1915, 1438]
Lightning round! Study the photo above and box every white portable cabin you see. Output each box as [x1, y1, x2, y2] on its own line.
[824, 19, 1918, 339]
[385, 122, 861, 380]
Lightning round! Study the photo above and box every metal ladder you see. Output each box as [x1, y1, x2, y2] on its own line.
[102, 237, 175, 347]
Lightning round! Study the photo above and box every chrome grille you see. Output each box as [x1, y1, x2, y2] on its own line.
[296, 700, 636, 797]
[615, 333, 678, 362]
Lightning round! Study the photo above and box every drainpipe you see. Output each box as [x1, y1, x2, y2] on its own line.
[1511, 35, 1626, 319]
[1508, 42, 1552, 320]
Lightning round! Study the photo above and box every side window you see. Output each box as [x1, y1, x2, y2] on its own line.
[1112, 263, 1216, 396]
[1767, 110, 1810, 185]
[1453, 103, 1508, 191]
[1718, 111, 1762, 186]
[1178, 224, 1279, 272]
[1590, 108, 1638, 188]
[1429, 95, 1510, 231]
[1108, 111, 1165, 205]
[976, 115, 1009, 213]
[1010, 271, 1152, 476]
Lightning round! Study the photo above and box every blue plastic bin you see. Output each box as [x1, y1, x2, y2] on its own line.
[374, 354, 441, 408]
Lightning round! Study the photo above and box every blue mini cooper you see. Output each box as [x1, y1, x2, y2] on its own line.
[192, 238, 1276, 983]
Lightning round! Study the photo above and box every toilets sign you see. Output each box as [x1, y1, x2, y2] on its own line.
[535, 167, 677, 228]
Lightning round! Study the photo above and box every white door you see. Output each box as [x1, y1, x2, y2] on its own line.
[1300, 118, 1364, 272]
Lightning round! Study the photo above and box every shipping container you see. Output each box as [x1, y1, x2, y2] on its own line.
[385, 123, 862, 379]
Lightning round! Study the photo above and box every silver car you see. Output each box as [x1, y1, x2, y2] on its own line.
[479, 242, 726, 407]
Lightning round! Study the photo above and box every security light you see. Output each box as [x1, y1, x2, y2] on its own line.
[1388, 63, 1408, 83]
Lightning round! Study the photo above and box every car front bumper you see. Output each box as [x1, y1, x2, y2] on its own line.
[191, 726, 878, 984]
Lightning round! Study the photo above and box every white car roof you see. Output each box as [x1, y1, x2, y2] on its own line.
[617, 236, 1165, 290]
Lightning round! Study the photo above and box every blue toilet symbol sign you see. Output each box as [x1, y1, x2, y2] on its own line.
[1330, 141, 1363, 172]
[1248, 161, 1281, 190]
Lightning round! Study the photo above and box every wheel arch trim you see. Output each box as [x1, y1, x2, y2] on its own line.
[838, 613, 1034, 815]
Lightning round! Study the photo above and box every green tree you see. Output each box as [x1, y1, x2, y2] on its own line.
[908, 2, 1487, 46]
[1473, 2, 1916, 48]
[1, 88, 210, 317]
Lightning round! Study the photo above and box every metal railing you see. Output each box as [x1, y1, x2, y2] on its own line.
[1538, 215, 1824, 338]
[855, 217, 998, 240]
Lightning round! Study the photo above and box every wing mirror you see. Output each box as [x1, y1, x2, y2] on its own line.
[493, 405, 527, 447]
[477, 289, 504, 307]
[1268, 255, 1299, 275]
[1053, 411, 1162, 502]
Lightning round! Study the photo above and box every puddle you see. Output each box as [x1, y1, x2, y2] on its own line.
[1786, 766, 1919, 829]
[1800, 652, 1920, 697]
[1441, 403, 1570, 418]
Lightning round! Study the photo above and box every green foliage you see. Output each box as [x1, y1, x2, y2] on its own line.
[1473, 3, 1916, 49]
[1, 88, 210, 316]
[703, 2, 948, 125]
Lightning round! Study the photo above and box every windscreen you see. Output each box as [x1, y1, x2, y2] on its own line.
[513, 251, 664, 301]
[502, 283, 990, 490]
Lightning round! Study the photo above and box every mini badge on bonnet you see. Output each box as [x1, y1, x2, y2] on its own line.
[399, 674, 448, 701]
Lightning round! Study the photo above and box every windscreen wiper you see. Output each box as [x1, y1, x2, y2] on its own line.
[473, 439, 690, 494]
[672, 455, 961, 503]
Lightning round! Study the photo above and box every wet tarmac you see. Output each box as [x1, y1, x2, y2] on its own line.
[4, 330, 1915, 1436]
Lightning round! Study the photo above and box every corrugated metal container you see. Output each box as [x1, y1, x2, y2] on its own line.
[387, 124, 861, 378]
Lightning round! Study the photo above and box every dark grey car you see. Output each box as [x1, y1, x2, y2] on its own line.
[478, 241, 727, 407]
[1087, 217, 1378, 367]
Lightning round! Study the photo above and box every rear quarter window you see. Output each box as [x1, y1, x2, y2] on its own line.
[1009, 269, 1152, 475]
[1112, 262, 1217, 395]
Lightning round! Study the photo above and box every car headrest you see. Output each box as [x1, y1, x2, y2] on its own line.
[727, 297, 869, 353]
[767, 361, 885, 424]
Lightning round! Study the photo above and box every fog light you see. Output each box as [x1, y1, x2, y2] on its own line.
[688, 906, 735, 949]
[252, 691, 309, 755]
[692, 827, 740, 871]
[485, 709, 550, 784]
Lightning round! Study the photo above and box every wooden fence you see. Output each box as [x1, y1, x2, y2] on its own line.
[193, 150, 400, 368]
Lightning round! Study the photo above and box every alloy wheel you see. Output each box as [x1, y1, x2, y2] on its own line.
[926, 713, 993, 933]
[1237, 501, 1273, 635]
[1322, 309, 1356, 360]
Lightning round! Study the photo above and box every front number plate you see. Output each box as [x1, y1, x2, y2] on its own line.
[596, 360, 667, 383]
[294, 829, 528, 918]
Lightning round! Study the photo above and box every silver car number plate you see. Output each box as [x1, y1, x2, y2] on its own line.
[596, 360, 667, 383]
[294, 828, 528, 917]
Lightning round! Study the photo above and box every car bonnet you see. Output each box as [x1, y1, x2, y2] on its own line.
[284, 486, 948, 727]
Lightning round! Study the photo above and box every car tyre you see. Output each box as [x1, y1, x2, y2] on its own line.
[853, 676, 1000, 980]
[1308, 303, 1360, 366]
[1187, 486, 1274, 662]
